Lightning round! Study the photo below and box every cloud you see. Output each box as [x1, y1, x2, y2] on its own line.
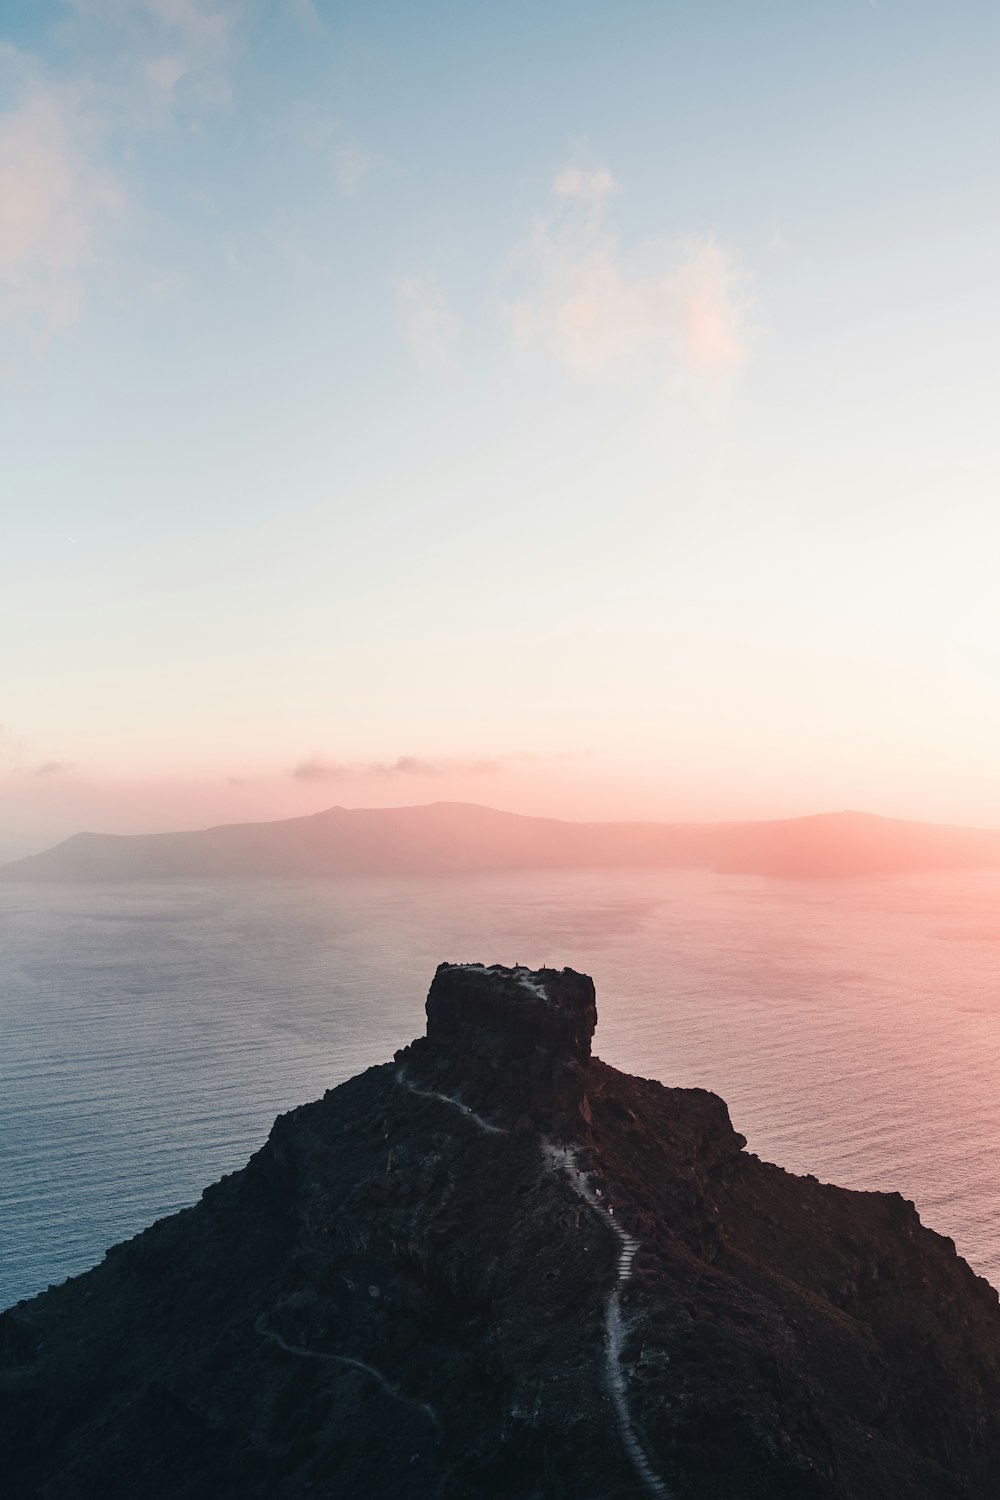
[285, 107, 374, 196]
[397, 274, 460, 369]
[143, 53, 187, 97]
[292, 754, 512, 783]
[509, 163, 747, 382]
[169, 65, 232, 126]
[553, 164, 617, 207]
[68, 0, 234, 49]
[284, 104, 374, 195]
[0, 0, 238, 336]
[66, 1, 237, 123]
[141, 0, 232, 44]
[285, 0, 323, 30]
[673, 241, 745, 373]
[0, 727, 70, 777]
[332, 141, 371, 196]
[0, 70, 122, 332]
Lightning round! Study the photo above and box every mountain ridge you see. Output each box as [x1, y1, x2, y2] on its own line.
[7, 801, 1000, 880]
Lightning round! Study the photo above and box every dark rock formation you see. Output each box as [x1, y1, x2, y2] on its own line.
[4, 964, 1000, 1499]
[424, 964, 597, 1067]
[413, 963, 599, 1129]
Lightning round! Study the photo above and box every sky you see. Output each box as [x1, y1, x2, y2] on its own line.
[2, 0, 1000, 859]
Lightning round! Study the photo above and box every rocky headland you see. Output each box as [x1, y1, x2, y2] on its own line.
[4, 963, 1000, 1498]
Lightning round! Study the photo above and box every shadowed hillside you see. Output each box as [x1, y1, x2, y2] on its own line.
[4, 963, 1000, 1498]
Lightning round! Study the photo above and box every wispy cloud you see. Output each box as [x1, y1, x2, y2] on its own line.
[397, 274, 460, 369]
[285, 0, 323, 32]
[0, 64, 122, 333]
[292, 754, 517, 783]
[169, 65, 232, 127]
[68, 0, 235, 49]
[332, 140, 371, 196]
[143, 53, 187, 98]
[287, 107, 374, 196]
[34, 760, 73, 777]
[142, 0, 233, 43]
[0, 725, 69, 776]
[509, 162, 747, 383]
[65, 0, 237, 124]
[553, 164, 617, 209]
[0, 0, 241, 338]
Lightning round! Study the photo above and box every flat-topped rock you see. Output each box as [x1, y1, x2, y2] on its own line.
[425, 962, 597, 1066]
[399, 963, 599, 1127]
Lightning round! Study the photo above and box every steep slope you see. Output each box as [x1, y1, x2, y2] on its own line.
[3, 964, 1000, 1499]
[7, 801, 1000, 880]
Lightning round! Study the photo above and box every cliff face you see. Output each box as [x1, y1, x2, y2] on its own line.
[4, 964, 1000, 1499]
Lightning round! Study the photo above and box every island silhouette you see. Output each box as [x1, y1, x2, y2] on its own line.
[6, 802, 1000, 880]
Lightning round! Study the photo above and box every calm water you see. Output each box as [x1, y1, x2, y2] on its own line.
[4, 868, 1000, 1310]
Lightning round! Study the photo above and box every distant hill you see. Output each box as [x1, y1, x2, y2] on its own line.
[5, 801, 1000, 880]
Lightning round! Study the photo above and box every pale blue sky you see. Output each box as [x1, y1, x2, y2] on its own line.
[3, 1, 1000, 855]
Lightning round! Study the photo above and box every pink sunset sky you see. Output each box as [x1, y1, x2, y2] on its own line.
[3, 2, 999, 860]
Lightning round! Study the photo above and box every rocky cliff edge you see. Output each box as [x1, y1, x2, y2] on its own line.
[3, 963, 1000, 1500]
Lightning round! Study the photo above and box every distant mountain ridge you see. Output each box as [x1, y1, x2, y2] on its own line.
[6, 801, 1000, 880]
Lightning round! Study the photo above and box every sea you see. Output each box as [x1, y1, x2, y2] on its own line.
[3, 867, 1000, 1311]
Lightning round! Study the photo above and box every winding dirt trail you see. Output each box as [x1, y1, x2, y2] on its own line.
[395, 1068, 508, 1136]
[542, 1142, 674, 1499]
[256, 1316, 441, 1433]
[395, 1071, 671, 1495]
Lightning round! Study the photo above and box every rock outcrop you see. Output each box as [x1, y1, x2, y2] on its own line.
[411, 963, 599, 1129]
[3, 964, 1000, 1499]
